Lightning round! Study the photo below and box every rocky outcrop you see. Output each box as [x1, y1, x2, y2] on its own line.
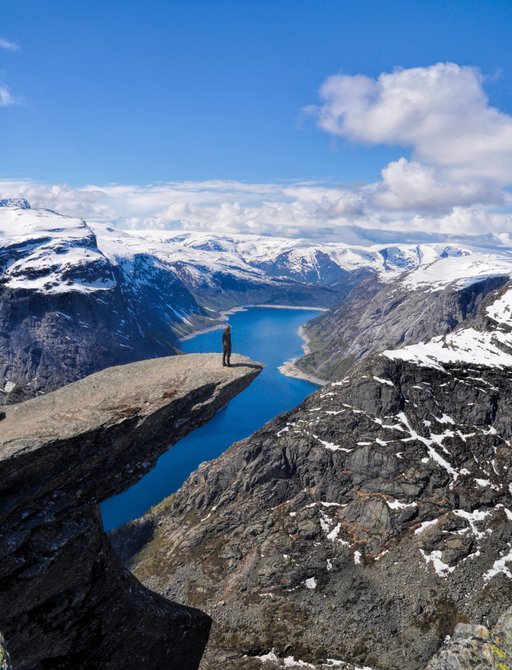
[114, 349, 512, 670]
[425, 606, 512, 669]
[297, 274, 509, 381]
[0, 353, 261, 670]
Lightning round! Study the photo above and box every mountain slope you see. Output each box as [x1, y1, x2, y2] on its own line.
[0, 205, 204, 401]
[296, 250, 512, 381]
[109, 229, 512, 291]
[93, 226, 346, 320]
[113, 281, 512, 670]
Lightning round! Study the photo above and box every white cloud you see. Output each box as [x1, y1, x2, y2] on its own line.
[0, 85, 17, 106]
[0, 178, 373, 239]
[409, 207, 512, 239]
[372, 158, 504, 210]
[1, 177, 511, 243]
[0, 37, 20, 105]
[314, 63, 512, 184]
[308, 62, 512, 213]
[0, 37, 19, 51]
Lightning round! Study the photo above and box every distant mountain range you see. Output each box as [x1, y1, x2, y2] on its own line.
[2, 198, 512, 401]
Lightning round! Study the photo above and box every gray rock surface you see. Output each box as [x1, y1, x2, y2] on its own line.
[425, 606, 512, 669]
[297, 274, 508, 381]
[0, 353, 261, 670]
[113, 350, 512, 670]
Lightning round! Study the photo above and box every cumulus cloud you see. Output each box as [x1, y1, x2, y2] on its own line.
[371, 158, 504, 211]
[0, 179, 369, 239]
[314, 63, 512, 182]
[309, 63, 512, 214]
[408, 207, 512, 238]
[0, 37, 19, 51]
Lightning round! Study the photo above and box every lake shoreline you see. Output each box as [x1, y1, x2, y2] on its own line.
[278, 359, 327, 386]
[179, 304, 328, 342]
[103, 305, 325, 529]
[278, 325, 327, 387]
[181, 304, 328, 386]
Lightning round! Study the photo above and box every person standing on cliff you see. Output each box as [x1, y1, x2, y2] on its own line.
[222, 324, 232, 366]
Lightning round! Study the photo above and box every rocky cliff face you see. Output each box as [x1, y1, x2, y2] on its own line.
[0, 205, 210, 403]
[0, 353, 261, 670]
[113, 282, 512, 670]
[297, 272, 509, 382]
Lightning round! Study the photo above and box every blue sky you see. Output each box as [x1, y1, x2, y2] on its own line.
[1, 0, 512, 239]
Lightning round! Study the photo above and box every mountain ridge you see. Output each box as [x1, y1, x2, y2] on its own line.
[4, 200, 512, 667]
[3, 201, 512, 404]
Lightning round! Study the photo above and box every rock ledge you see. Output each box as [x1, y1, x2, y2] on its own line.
[0, 353, 261, 670]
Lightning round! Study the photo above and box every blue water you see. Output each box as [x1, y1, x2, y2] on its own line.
[101, 307, 322, 530]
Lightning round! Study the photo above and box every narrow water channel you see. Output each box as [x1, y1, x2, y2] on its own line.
[101, 306, 322, 530]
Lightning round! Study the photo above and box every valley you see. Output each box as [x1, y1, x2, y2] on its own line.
[4, 6, 512, 668]
[3, 199, 512, 669]
[3, 199, 512, 403]
[113, 280, 512, 670]
[101, 306, 323, 530]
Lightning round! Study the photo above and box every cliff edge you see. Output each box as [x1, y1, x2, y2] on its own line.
[115, 343, 512, 667]
[0, 353, 262, 670]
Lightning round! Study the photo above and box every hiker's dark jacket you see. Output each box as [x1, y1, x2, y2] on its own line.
[222, 330, 232, 352]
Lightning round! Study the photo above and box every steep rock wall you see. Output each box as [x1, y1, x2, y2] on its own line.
[0, 353, 261, 670]
[297, 274, 509, 381]
[114, 353, 512, 669]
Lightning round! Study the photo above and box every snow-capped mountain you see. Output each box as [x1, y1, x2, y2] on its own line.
[3, 200, 512, 301]
[99, 228, 512, 291]
[296, 244, 512, 382]
[3, 198, 512, 401]
[384, 281, 512, 370]
[0, 203, 205, 401]
[0, 204, 116, 293]
[6, 201, 512, 667]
